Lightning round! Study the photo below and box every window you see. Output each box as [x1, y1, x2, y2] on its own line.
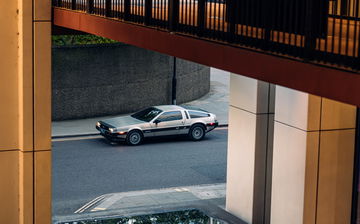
[188, 110, 210, 119]
[131, 107, 162, 122]
[158, 111, 183, 122]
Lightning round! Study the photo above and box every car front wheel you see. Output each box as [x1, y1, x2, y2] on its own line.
[189, 125, 205, 141]
[126, 130, 143, 146]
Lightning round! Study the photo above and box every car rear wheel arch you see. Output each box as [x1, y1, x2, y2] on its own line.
[189, 123, 206, 141]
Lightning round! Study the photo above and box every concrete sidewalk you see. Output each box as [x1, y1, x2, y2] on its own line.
[53, 184, 232, 224]
[77, 183, 226, 214]
[52, 68, 230, 138]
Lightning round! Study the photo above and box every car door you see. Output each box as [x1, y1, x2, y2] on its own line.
[152, 111, 184, 136]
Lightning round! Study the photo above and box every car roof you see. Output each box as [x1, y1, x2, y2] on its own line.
[153, 105, 185, 111]
[180, 105, 209, 113]
[153, 105, 210, 113]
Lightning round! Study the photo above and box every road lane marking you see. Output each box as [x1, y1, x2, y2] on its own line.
[215, 127, 228, 130]
[74, 195, 106, 214]
[90, 207, 106, 212]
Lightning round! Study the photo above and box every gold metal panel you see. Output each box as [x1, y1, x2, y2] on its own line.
[18, 0, 34, 151]
[321, 98, 356, 130]
[34, 22, 52, 151]
[19, 152, 34, 224]
[0, 0, 20, 150]
[34, 151, 51, 224]
[34, 0, 51, 21]
[0, 151, 20, 224]
[317, 130, 355, 224]
[303, 131, 320, 224]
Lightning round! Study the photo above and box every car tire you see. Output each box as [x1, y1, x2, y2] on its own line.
[126, 130, 144, 146]
[189, 124, 206, 141]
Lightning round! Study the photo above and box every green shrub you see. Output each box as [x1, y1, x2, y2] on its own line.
[52, 35, 118, 46]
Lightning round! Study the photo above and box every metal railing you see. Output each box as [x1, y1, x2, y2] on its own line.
[53, 0, 360, 70]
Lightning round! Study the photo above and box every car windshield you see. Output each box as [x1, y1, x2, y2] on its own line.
[131, 107, 162, 122]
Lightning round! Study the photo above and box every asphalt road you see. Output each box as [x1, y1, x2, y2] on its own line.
[52, 128, 228, 216]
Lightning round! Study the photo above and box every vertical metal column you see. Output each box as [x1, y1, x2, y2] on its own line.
[262, 0, 272, 50]
[124, 0, 131, 20]
[87, 0, 94, 13]
[341, 0, 349, 16]
[304, 0, 316, 59]
[197, 0, 205, 36]
[168, 0, 179, 31]
[226, 0, 236, 42]
[71, 0, 77, 10]
[106, 0, 112, 17]
[172, 57, 177, 105]
[145, 0, 153, 25]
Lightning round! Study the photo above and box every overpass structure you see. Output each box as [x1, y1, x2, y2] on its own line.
[1, 0, 360, 223]
[53, 0, 360, 106]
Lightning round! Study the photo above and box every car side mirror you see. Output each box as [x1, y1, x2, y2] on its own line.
[154, 119, 161, 124]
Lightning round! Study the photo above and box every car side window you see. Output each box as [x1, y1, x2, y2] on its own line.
[188, 110, 210, 118]
[157, 111, 183, 122]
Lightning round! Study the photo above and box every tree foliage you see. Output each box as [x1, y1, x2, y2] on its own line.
[52, 35, 117, 46]
[60, 210, 226, 224]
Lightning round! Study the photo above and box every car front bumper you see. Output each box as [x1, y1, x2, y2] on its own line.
[96, 126, 127, 141]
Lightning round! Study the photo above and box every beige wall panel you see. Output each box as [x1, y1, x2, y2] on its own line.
[226, 106, 257, 223]
[34, 151, 51, 224]
[320, 98, 356, 130]
[18, 0, 34, 151]
[229, 74, 270, 114]
[275, 86, 321, 131]
[316, 130, 355, 224]
[19, 152, 34, 224]
[34, 0, 51, 21]
[0, 151, 20, 224]
[271, 122, 319, 224]
[34, 22, 52, 151]
[0, 0, 19, 150]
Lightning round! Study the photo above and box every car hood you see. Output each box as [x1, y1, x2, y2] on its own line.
[101, 115, 145, 128]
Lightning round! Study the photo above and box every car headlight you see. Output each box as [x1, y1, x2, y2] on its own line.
[109, 128, 117, 133]
[96, 122, 101, 127]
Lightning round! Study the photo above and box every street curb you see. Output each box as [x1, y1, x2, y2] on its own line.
[51, 124, 228, 139]
[52, 133, 100, 139]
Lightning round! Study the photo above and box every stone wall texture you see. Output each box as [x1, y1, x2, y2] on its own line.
[52, 43, 210, 120]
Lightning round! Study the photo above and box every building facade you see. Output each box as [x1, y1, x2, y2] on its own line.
[1, 0, 360, 223]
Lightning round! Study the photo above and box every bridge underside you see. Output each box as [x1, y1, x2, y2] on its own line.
[54, 8, 360, 107]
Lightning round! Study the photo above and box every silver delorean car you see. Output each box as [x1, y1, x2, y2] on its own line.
[96, 105, 218, 145]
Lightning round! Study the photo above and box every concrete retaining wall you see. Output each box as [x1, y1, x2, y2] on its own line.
[52, 43, 210, 120]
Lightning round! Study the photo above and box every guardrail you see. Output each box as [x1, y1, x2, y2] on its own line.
[53, 0, 360, 71]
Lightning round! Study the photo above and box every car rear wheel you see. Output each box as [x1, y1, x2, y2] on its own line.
[189, 124, 205, 141]
[126, 130, 143, 146]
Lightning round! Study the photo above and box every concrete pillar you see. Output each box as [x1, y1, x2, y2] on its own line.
[226, 74, 275, 223]
[271, 86, 356, 224]
[0, 0, 51, 223]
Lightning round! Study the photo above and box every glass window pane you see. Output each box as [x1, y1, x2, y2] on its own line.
[188, 110, 210, 118]
[158, 111, 183, 121]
